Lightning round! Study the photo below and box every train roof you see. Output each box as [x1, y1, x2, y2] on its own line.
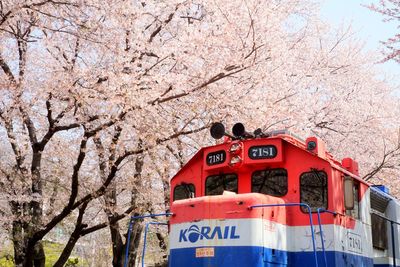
[171, 128, 395, 197]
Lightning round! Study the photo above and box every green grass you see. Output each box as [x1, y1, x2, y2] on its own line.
[0, 243, 13, 267]
[0, 256, 14, 267]
[0, 241, 88, 267]
[43, 241, 69, 267]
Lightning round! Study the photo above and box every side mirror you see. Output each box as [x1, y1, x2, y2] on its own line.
[344, 176, 354, 210]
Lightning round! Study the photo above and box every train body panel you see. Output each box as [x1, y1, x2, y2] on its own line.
[165, 125, 400, 267]
[169, 220, 377, 266]
[169, 193, 375, 266]
[370, 188, 400, 267]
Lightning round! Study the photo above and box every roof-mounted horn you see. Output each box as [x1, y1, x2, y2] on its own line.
[210, 122, 226, 139]
[232, 123, 254, 139]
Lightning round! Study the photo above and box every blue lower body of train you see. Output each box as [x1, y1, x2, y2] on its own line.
[169, 246, 379, 267]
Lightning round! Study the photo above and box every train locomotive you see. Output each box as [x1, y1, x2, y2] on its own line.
[166, 122, 400, 267]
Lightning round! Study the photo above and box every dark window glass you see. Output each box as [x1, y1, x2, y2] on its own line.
[354, 185, 360, 218]
[173, 183, 195, 201]
[300, 170, 328, 212]
[346, 182, 360, 219]
[252, 168, 288, 196]
[205, 174, 238, 196]
[371, 213, 388, 250]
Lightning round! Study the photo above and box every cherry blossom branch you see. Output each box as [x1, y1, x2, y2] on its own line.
[148, 4, 179, 43]
[0, 113, 26, 173]
[0, 0, 79, 27]
[364, 137, 400, 181]
[149, 66, 248, 105]
[0, 54, 16, 84]
[80, 206, 135, 236]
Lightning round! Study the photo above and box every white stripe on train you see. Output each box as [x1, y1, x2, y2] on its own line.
[169, 217, 373, 259]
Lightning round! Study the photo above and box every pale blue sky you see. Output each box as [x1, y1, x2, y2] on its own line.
[320, 0, 399, 80]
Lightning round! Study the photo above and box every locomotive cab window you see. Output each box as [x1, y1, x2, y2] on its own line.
[345, 180, 360, 219]
[173, 183, 195, 201]
[206, 174, 238, 195]
[300, 170, 328, 212]
[252, 168, 288, 196]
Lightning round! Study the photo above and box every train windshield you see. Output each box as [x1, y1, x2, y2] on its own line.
[251, 168, 288, 196]
[300, 170, 328, 212]
[205, 174, 238, 195]
[173, 183, 195, 201]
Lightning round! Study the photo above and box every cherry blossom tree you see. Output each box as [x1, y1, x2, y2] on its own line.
[0, 0, 212, 265]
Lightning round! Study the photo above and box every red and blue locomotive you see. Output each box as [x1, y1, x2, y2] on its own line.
[167, 123, 400, 267]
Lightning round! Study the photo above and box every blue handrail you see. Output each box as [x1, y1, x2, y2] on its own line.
[316, 208, 337, 267]
[141, 221, 168, 267]
[249, 203, 319, 267]
[123, 213, 173, 267]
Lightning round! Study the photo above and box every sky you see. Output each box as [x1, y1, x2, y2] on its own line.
[320, 0, 399, 82]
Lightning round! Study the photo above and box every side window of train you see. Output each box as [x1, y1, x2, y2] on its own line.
[371, 213, 388, 250]
[173, 183, 195, 201]
[345, 181, 360, 219]
[300, 170, 328, 212]
[251, 168, 288, 196]
[205, 174, 238, 195]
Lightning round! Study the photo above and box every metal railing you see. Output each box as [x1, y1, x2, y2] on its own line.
[141, 221, 168, 267]
[123, 213, 173, 267]
[316, 208, 338, 267]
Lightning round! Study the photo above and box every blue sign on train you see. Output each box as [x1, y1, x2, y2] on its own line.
[179, 225, 240, 243]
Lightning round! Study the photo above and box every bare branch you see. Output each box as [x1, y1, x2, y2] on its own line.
[108, 125, 123, 171]
[45, 93, 54, 127]
[66, 134, 89, 208]
[20, 107, 38, 147]
[80, 206, 135, 236]
[143, 55, 169, 76]
[364, 138, 400, 181]
[52, 201, 88, 267]
[17, 34, 29, 83]
[0, 54, 16, 84]
[0, 0, 80, 27]
[148, 4, 179, 43]
[166, 144, 184, 167]
[149, 66, 248, 105]
[0, 114, 27, 173]
[39, 97, 82, 149]
[70, 38, 80, 71]
[148, 25, 161, 43]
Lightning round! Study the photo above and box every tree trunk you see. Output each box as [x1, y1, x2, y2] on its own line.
[109, 222, 124, 267]
[12, 221, 26, 267]
[33, 242, 45, 267]
[107, 218, 144, 267]
[126, 141, 145, 267]
[128, 220, 144, 267]
[11, 208, 45, 267]
[23, 239, 45, 267]
[53, 235, 79, 267]
[155, 232, 168, 265]
[53, 202, 88, 267]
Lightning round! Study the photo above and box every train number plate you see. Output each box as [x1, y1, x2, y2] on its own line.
[249, 145, 277, 159]
[195, 247, 215, 258]
[206, 150, 226, 165]
[348, 232, 362, 254]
